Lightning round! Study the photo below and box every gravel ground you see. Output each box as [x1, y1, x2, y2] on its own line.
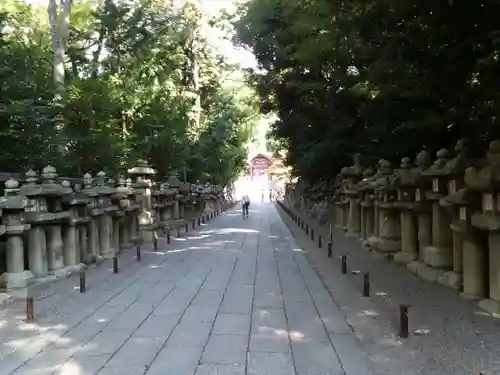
[276, 200, 500, 375]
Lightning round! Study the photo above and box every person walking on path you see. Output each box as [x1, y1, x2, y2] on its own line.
[242, 194, 250, 218]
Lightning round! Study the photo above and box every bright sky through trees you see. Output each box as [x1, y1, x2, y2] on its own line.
[23, 0, 257, 68]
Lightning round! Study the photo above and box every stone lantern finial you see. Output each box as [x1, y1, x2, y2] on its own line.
[60, 179, 73, 195]
[83, 173, 93, 189]
[118, 177, 126, 187]
[455, 138, 469, 157]
[435, 149, 450, 168]
[400, 157, 411, 169]
[25, 169, 38, 185]
[416, 149, 432, 169]
[41, 165, 57, 184]
[96, 171, 106, 186]
[107, 178, 116, 187]
[487, 139, 500, 168]
[126, 177, 132, 188]
[5, 178, 19, 196]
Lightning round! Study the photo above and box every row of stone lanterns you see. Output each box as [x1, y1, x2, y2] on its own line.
[0, 160, 227, 290]
[286, 138, 500, 315]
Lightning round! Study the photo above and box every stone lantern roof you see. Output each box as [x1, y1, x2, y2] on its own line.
[127, 159, 156, 176]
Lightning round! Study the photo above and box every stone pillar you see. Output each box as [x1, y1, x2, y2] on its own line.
[447, 203, 486, 300]
[394, 210, 417, 264]
[28, 227, 48, 277]
[0, 179, 33, 289]
[99, 214, 112, 257]
[87, 218, 99, 262]
[361, 200, 375, 241]
[79, 226, 89, 264]
[346, 197, 361, 237]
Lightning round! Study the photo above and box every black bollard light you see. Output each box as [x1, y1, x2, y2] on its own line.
[185, 223, 189, 233]
[311, 229, 315, 241]
[25, 297, 34, 324]
[113, 256, 119, 274]
[341, 255, 347, 274]
[153, 235, 158, 251]
[167, 231, 171, 244]
[306, 224, 309, 235]
[318, 235, 322, 248]
[79, 270, 86, 293]
[136, 245, 141, 261]
[193, 220, 196, 229]
[177, 228, 181, 237]
[328, 242, 332, 258]
[363, 272, 370, 297]
[198, 217, 201, 226]
[399, 305, 409, 338]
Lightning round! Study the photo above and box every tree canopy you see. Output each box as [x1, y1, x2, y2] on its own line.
[0, 0, 258, 186]
[233, 0, 500, 183]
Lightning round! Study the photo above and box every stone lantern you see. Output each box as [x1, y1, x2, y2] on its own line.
[0, 178, 32, 289]
[106, 177, 124, 254]
[436, 139, 474, 290]
[404, 150, 433, 274]
[343, 154, 364, 237]
[125, 177, 140, 243]
[19, 169, 49, 278]
[127, 160, 157, 242]
[464, 139, 500, 313]
[419, 149, 453, 282]
[91, 171, 118, 258]
[393, 157, 419, 265]
[367, 160, 401, 254]
[115, 177, 134, 249]
[60, 180, 89, 270]
[81, 173, 101, 262]
[167, 173, 182, 220]
[38, 165, 71, 276]
[334, 169, 349, 231]
[358, 168, 376, 242]
[441, 186, 484, 300]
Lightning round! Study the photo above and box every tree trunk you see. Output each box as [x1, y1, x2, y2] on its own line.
[48, 0, 72, 102]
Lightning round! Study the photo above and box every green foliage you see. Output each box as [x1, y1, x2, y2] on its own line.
[0, 0, 257, 186]
[234, 0, 500, 183]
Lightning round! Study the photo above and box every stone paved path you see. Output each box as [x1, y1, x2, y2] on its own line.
[0, 202, 374, 375]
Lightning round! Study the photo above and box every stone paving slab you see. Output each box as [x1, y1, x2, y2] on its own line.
[1, 202, 378, 375]
[278, 201, 500, 375]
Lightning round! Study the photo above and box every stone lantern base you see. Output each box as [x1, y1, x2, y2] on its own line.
[438, 271, 462, 291]
[366, 236, 400, 253]
[478, 298, 500, 315]
[393, 252, 417, 265]
[0, 270, 34, 289]
[411, 262, 447, 282]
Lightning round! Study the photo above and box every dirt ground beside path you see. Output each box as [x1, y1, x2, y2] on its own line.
[276, 200, 500, 375]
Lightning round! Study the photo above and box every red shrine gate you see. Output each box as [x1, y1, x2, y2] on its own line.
[249, 154, 272, 181]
